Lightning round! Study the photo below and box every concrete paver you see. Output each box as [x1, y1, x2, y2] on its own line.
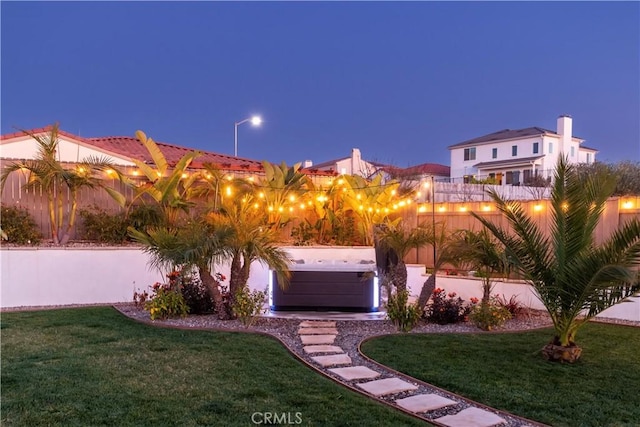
[435, 407, 507, 427]
[300, 334, 336, 345]
[303, 345, 344, 354]
[298, 327, 339, 335]
[310, 354, 352, 367]
[299, 320, 336, 328]
[328, 366, 381, 381]
[395, 393, 457, 413]
[356, 377, 419, 396]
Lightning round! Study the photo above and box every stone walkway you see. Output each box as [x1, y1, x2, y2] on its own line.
[297, 320, 542, 427]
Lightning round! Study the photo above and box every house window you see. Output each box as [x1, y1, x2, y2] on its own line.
[505, 171, 513, 185]
[492, 148, 497, 159]
[464, 147, 476, 161]
[586, 153, 592, 163]
[570, 146, 575, 157]
[506, 171, 521, 186]
[549, 142, 554, 154]
[533, 142, 539, 154]
[512, 145, 518, 156]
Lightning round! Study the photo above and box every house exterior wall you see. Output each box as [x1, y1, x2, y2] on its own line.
[1, 135, 135, 166]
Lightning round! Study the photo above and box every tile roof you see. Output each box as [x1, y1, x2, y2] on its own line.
[1, 125, 335, 176]
[382, 163, 450, 178]
[448, 126, 584, 149]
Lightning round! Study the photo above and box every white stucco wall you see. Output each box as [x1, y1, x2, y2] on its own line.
[1, 135, 135, 166]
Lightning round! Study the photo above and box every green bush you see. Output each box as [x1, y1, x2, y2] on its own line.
[144, 281, 189, 320]
[386, 289, 422, 332]
[0, 204, 42, 245]
[180, 273, 215, 315]
[469, 299, 512, 331]
[425, 288, 471, 325]
[232, 287, 266, 327]
[128, 204, 164, 231]
[78, 206, 129, 243]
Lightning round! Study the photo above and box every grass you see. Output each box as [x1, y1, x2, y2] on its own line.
[361, 322, 640, 427]
[1, 307, 427, 427]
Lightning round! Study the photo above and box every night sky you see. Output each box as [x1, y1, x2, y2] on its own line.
[2, 1, 638, 170]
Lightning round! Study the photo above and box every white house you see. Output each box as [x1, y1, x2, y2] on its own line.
[310, 148, 385, 178]
[448, 115, 597, 185]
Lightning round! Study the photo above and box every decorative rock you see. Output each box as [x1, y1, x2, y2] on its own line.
[356, 377, 418, 396]
[310, 354, 352, 367]
[298, 327, 339, 335]
[300, 335, 336, 345]
[395, 394, 457, 413]
[435, 407, 507, 427]
[299, 320, 336, 328]
[303, 345, 344, 354]
[328, 366, 381, 381]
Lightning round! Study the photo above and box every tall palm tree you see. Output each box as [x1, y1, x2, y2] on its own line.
[206, 193, 291, 315]
[0, 123, 125, 245]
[129, 221, 232, 319]
[474, 157, 640, 362]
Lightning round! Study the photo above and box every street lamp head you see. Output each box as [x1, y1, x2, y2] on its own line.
[250, 115, 262, 126]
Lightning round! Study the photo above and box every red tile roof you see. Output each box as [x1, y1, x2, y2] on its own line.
[382, 163, 450, 178]
[1, 125, 335, 176]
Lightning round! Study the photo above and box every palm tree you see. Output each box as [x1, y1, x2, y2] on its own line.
[415, 223, 462, 311]
[129, 221, 232, 319]
[259, 161, 311, 229]
[206, 193, 291, 315]
[127, 130, 202, 227]
[0, 123, 125, 245]
[474, 157, 640, 362]
[450, 228, 511, 303]
[375, 221, 432, 294]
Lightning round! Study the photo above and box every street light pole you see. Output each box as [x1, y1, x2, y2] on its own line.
[431, 175, 436, 270]
[234, 115, 262, 157]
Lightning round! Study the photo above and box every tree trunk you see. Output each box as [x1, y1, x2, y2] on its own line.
[228, 253, 251, 318]
[417, 273, 436, 311]
[389, 260, 408, 293]
[198, 265, 229, 320]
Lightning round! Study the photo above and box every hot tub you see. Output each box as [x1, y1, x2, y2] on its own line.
[269, 246, 380, 312]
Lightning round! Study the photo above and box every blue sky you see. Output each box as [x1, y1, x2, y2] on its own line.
[2, 1, 638, 168]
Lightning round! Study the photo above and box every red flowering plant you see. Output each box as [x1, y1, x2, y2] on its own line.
[142, 271, 189, 320]
[425, 288, 472, 324]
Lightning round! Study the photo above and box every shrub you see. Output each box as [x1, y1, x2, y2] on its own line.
[386, 289, 422, 332]
[495, 294, 525, 318]
[128, 204, 164, 232]
[469, 299, 512, 331]
[0, 204, 42, 245]
[144, 281, 189, 320]
[180, 273, 215, 315]
[291, 220, 317, 246]
[425, 288, 471, 324]
[133, 289, 149, 308]
[233, 287, 266, 327]
[79, 206, 128, 243]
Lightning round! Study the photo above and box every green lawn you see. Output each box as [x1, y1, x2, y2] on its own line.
[1, 307, 426, 426]
[361, 323, 640, 427]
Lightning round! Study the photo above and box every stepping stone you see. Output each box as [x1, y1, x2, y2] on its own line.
[300, 335, 336, 345]
[303, 345, 344, 354]
[299, 320, 336, 328]
[310, 354, 352, 367]
[435, 407, 506, 427]
[328, 366, 381, 381]
[395, 394, 457, 413]
[298, 327, 338, 335]
[356, 377, 419, 396]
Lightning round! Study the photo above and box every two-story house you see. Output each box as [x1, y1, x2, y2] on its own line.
[448, 115, 597, 185]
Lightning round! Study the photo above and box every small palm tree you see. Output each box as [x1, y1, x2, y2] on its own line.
[206, 193, 291, 315]
[0, 123, 125, 245]
[474, 157, 640, 362]
[129, 221, 232, 319]
[375, 221, 432, 294]
[450, 228, 511, 303]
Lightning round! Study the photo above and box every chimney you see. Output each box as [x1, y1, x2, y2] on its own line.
[302, 160, 313, 168]
[557, 115, 572, 154]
